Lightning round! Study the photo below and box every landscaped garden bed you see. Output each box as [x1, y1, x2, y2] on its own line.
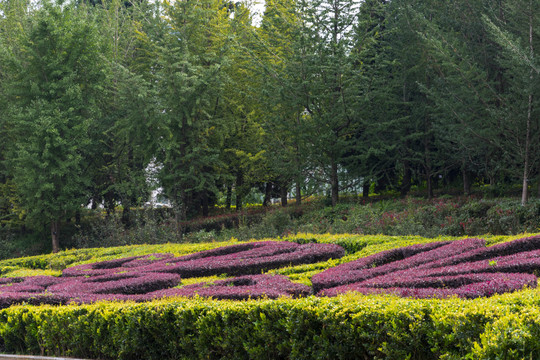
[0, 233, 540, 359]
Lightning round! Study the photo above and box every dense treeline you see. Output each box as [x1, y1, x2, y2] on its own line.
[0, 0, 538, 250]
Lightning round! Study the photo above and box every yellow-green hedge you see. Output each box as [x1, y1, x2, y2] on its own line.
[1, 289, 540, 359]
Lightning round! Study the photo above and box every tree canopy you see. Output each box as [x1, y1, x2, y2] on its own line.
[0, 0, 538, 250]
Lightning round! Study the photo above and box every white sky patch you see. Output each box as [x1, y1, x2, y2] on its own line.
[242, 0, 266, 26]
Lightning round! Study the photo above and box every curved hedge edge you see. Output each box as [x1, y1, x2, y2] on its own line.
[1, 292, 540, 359]
[147, 274, 311, 300]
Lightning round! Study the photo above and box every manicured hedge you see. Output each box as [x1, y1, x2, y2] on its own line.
[311, 238, 483, 292]
[0, 241, 345, 307]
[1, 292, 540, 359]
[0, 235, 540, 358]
[314, 235, 540, 299]
[62, 241, 345, 278]
[321, 273, 537, 299]
[139, 242, 346, 277]
[148, 274, 310, 300]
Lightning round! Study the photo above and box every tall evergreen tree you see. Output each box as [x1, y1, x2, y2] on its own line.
[154, 0, 232, 231]
[5, 1, 108, 251]
[292, 0, 363, 206]
[483, 0, 540, 204]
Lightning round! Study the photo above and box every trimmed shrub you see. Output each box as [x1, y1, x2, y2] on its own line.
[140, 242, 345, 277]
[321, 273, 537, 299]
[317, 236, 540, 299]
[0, 241, 344, 307]
[148, 274, 310, 300]
[2, 293, 540, 359]
[47, 273, 181, 296]
[311, 240, 459, 292]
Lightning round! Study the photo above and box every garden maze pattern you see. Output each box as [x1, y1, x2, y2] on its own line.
[0, 241, 343, 306]
[1, 236, 540, 307]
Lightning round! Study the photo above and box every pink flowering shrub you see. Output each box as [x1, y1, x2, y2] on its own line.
[147, 274, 310, 300]
[47, 272, 181, 296]
[134, 242, 345, 277]
[320, 273, 537, 299]
[63, 241, 345, 278]
[0, 241, 344, 307]
[317, 235, 540, 299]
[2, 236, 539, 306]
[62, 254, 173, 277]
[311, 239, 471, 292]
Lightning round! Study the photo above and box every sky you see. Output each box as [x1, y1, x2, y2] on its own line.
[243, 0, 266, 25]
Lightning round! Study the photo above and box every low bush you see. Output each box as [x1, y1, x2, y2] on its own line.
[322, 273, 537, 299]
[0, 241, 345, 307]
[311, 240, 460, 292]
[2, 292, 540, 359]
[138, 242, 345, 278]
[316, 235, 540, 299]
[148, 274, 310, 300]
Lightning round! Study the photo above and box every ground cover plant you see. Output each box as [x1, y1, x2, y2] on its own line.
[1, 233, 540, 358]
[0, 241, 345, 305]
[0, 235, 540, 308]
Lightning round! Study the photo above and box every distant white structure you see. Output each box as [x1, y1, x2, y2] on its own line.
[145, 188, 171, 208]
[144, 159, 171, 208]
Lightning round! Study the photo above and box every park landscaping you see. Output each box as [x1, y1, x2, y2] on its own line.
[0, 233, 540, 358]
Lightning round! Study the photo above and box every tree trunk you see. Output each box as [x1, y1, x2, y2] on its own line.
[280, 181, 288, 207]
[201, 191, 209, 217]
[51, 220, 60, 253]
[121, 202, 131, 228]
[522, 92, 531, 205]
[104, 191, 115, 218]
[427, 174, 433, 199]
[463, 168, 471, 195]
[91, 196, 98, 210]
[331, 159, 339, 206]
[295, 180, 302, 206]
[363, 179, 370, 198]
[226, 183, 232, 210]
[424, 125, 433, 199]
[263, 182, 272, 207]
[173, 188, 185, 240]
[522, 2, 533, 206]
[235, 171, 244, 211]
[400, 160, 411, 197]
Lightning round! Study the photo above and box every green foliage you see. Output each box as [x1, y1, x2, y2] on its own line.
[2, 1, 111, 251]
[2, 291, 540, 359]
[0, 233, 538, 358]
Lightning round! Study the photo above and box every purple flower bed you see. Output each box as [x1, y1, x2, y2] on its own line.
[317, 236, 540, 299]
[147, 274, 311, 300]
[137, 242, 346, 277]
[320, 273, 537, 299]
[62, 242, 345, 279]
[2, 236, 539, 306]
[121, 253, 175, 268]
[415, 235, 540, 270]
[0, 292, 69, 308]
[0, 241, 344, 307]
[62, 254, 174, 277]
[311, 239, 477, 292]
[47, 273, 181, 295]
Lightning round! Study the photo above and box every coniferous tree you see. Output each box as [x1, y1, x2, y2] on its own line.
[154, 0, 232, 232]
[6, 1, 108, 251]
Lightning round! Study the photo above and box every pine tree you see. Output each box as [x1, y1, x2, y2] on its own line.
[483, 0, 540, 204]
[6, 1, 108, 251]
[154, 0, 233, 231]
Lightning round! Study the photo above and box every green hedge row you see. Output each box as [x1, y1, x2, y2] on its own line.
[1, 289, 540, 359]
